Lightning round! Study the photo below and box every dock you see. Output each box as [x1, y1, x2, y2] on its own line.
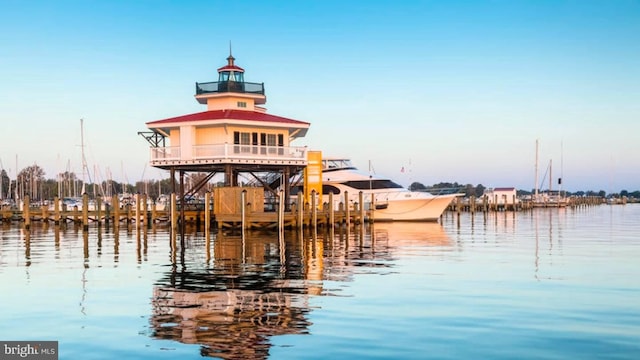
[1, 190, 373, 231]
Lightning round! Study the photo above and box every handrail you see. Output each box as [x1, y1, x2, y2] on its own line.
[149, 144, 307, 162]
[196, 81, 265, 95]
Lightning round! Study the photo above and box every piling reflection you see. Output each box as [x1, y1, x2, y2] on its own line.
[150, 223, 452, 358]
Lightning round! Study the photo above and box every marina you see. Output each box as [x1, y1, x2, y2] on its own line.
[2, 2, 639, 359]
[0, 191, 609, 231]
[1, 204, 638, 359]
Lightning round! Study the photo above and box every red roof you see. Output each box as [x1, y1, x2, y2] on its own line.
[493, 187, 516, 191]
[147, 109, 309, 126]
[217, 64, 245, 72]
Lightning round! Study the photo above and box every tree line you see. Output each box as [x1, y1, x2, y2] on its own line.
[408, 181, 640, 199]
[1, 165, 637, 202]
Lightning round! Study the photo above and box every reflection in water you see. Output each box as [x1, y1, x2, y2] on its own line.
[150, 223, 453, 359]
[2, 221, 452, 359]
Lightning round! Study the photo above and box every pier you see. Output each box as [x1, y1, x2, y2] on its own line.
[446, 195, 605, 213]
[1, 190, 375, 231]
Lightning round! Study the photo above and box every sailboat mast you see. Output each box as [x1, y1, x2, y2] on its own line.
[0, 158, 3, 200]
[560, 141, 564, 195]
[80, 119, 87, 195]
[534, 139, 539, 198]
[549, 159, 553, 193]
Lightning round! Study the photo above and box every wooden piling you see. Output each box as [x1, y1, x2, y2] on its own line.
[328, 192, 335, 228]
[359, 191, 365, 225]
[135, 194, 140, 228]
[96, 197, 102, 225]
[82, 193, 89, 230]
[170, 193, 177, 230]
[54, 196, 61, 225]
[298, 191, 304, 229]
[241, 190, 247, 230]
[41, 203, 49, 223]
[369, 194, 375, 223]
[311, 190, 317, 229]
[470, 195, 475, 214]
[142, 194, 148, 227]
[24, 195, 30, 229]
[204, 192, 211, 234]
[113, 195, 119, 226]
[344, 191, 350, 227]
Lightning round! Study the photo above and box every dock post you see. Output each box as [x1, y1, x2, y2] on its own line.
[54, 196, 60, 225]
[96, 197, 102, 226]
[135, 194, 140, 229]
[311, 190, 317, 229]
[279, 189, 285, 230]
[470, 195, 475, 215]
[151, 197, 157, 224]
[113, 195, 120, 229]
[359, 191, 365, 225]
[142, 194, 148, 228]
[170, 193, 177, 231]
[82, 193, 89, 231]
[328, 192, 335, 228]
[204, 192, 211, 234]
[297, 193, 303, 230]
[105, 200, 110, 226]
[370, 194, 375, 224]
[241, 190, 247, 230]
[126, 203, 132, 224]
[24, 195, 31, 230]
[344, 191, 350, 228]
[42, 203, 49, 223]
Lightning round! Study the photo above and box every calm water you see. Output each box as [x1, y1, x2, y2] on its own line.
[1, 205, 639, 359]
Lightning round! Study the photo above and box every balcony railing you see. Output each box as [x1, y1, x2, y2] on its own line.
[193, 144, 306, 160]
[195, 81, 265, 95]
[149, 144, 307, 164]
[150, 146, 181, 161]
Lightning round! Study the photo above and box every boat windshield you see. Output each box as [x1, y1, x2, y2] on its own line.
[323, 159, 353, 169]
[340, 180, 404, 190]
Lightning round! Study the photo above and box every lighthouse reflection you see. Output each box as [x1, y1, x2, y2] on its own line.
[150, 224, 452, 358]
[151, 229, 319, 359]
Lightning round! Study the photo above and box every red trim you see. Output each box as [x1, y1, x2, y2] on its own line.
[147, 109, 309, 126]
[217, 65, 245, 72]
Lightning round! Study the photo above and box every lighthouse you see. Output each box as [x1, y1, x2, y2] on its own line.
[140, 50, 310, 209]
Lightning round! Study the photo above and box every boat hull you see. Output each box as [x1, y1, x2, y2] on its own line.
[371, 194, 457, 222]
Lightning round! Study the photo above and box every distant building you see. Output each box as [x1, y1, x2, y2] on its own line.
[483, 187, 518, 205]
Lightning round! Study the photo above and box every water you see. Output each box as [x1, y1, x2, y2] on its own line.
[1, 205, 639, 359]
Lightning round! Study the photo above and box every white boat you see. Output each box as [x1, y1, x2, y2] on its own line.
[311, 158, 461, 222]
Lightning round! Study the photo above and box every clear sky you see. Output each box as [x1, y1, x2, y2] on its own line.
[1, 0, 638, 192]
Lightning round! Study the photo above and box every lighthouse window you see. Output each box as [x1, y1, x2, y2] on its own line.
[240, 132, 250, 152]
[252, 132, 258, 154]
[233, 131, 251, 153]
[237, 101, 247, 108]
[267, 134, 276, 154]
[278, 134, 284, 155]
[260, 133, 267, 154]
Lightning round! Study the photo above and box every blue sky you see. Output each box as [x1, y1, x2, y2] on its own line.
[1, 0, 638, 192]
